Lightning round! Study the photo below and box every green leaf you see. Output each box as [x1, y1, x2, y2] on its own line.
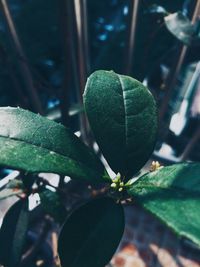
[39, 189, 67, 224]
[127, 162, 200, 247]
[0, 107, 105, 182]
[84, 70, 157, 179]
[164, 12, 199, 45]
[58, 197, 125, 267]
[0, 200, 29, 267]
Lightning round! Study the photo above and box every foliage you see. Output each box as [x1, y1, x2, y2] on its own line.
[84, 70, 157, 179]
[58, 198, 124, 267]
[128, 162, 200, 247]
[164, 12, 200, 45]
[0, 107, 104, 181]
[0, 70, 199, 266]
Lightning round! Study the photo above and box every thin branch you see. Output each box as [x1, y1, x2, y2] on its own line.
[74, 0, 91, 143]
[124, 0, 141, 75]
[51, 230, 61, 267]
[20, 216, 52, 267]
[180, 126, 200, 160]
[0, 0, 43, 114]
[58, 0, 76, 126]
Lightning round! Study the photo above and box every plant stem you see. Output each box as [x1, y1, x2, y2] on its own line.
[0, 0, 43, 114]
[124, 0, 141, 75]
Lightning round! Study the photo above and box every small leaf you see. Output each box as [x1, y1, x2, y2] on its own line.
[0, 199, 29, 266]
[127, 162, 200, 247]
[164, 12, 198, 45]
[58, 197, 125, 267]
[84, 70, 157, 179]
[39, 189, 67, 224]
[0, 107, 105, 182]
[145, 4, 168, 15]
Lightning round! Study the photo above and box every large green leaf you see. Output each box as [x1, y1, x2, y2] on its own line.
[58, 197, 125, 267]
[0, 107, 105, 182]
[127, 162, 200, 247]
[84, 70, 157, 179]
[0, 200, 29, 267]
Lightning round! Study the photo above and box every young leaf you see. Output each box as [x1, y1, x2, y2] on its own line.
[58, 197, 125, 267]
[146, 4, 168, 15]
[84, 70, 157, 179]
[39, 189, 67, 224]
[0, 199, 29, 267]
[127, 162, 200, 247]
[0, 107, 105, 182]
[164, 12, 196, 45]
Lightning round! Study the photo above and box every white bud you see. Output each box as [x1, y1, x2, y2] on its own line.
[111, 183, 117, 188]
[116, 173, 121, 179]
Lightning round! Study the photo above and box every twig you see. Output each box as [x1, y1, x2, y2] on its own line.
[124, 0, 141, 75]
[0, 0, 43, 114]
[20, 216, 52, 267]
[51, 231, 61, 267]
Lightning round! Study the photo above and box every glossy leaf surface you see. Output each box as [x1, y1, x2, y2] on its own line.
[0, 107, 105, 182]
[84, 70, 157, 179]
[58, 197, 125, 267]
[0, 200, 29, 267]
[127, 163, 200, 247]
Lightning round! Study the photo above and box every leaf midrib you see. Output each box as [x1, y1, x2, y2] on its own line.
[0, 131, 74, 160]
[116, 74, 127, 148]
[0, 135, 94, 173]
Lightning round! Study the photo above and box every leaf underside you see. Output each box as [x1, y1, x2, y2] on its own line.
[58, 197, 125, 267]
[84, 70, 157, 179]
[128, 162, 200, 247]
[0, 107, 104, 182]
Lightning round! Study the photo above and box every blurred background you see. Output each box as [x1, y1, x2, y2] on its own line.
[0, 0, 199, 176]
[0, 0, 200, 266]
[0, 0, 200, 172]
